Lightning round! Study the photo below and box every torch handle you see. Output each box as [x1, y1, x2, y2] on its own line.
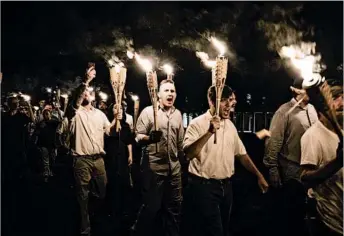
[116, 119, 121, 133]
[214, 96, 221, 144]
[153, 105, 159, 153]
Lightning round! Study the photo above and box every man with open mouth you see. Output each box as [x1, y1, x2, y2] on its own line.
[182, 85, 268, 236]
[133, 79, 184, 236]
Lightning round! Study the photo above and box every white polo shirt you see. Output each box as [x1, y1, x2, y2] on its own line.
[301, 120, 343, 234]
[183, 110, 247, 179]
[69, 106, 111, 156]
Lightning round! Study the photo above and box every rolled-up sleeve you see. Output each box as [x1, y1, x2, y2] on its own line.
[263, 111, 287, 168]
[135, 107, 152, 142]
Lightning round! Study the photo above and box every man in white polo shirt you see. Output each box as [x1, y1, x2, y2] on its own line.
[65, 63, 119, 236]
[300, 85, 343, 236]
[182, 85, 269, 236]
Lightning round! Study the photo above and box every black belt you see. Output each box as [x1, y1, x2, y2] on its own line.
[74, 154, 103, 160]
[188, 173, 231, 186]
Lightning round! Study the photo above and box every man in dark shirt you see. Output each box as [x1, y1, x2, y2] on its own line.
[1, 96, 32, 235]
[33, 109, 60, 181]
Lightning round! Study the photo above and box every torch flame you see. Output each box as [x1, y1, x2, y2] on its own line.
[135, 53, 153, 72]
[22, 94, 31, 101]
[127, 51, 134, 59]
[98, 91, 108, 101]
[210, 37, 226, 56]
[196, 51, 216, 68]
[279, 42, 325, 86]
[163, 64, 173, 75]
[131, 94, 139, 101]
[108, 59, 115, 67]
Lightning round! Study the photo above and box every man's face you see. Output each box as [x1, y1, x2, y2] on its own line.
[82, 90, 94, 106]
[219, 97, 231, 119]
[159, 82, 176, 108]
[229, 93, 237, 112]
[333, 94, 343, 111]
[332, 93, 343, 127]
[99, 101, 107, 111]
[8, 98, 19, 111]
[43, 110, 52, 121]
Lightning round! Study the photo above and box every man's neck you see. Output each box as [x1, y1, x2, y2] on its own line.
[82, 104, 93, 111]
[295, 96, 307, 109]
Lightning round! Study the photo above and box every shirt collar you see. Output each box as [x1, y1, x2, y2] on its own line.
[80, 105, 95, 112]
[158, 101, 176, 113]
[290, 98, 309, 110]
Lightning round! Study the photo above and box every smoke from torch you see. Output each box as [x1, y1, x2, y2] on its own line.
[210, 37, 226, 56]
[196, 51, 216, 68]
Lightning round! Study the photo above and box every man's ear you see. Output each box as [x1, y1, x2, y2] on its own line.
[157, 91, 161, 99]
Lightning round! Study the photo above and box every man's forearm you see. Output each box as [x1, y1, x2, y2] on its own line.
[263, 141, 282, 168]
[301, 158, 343, 187]
[65, 83, 87, 120]
[238, 154, 264, 178]
[136, 134, 151, 146]
[184, 131, 213, 160]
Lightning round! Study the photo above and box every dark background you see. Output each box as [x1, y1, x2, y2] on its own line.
[2, 1, 343, 113]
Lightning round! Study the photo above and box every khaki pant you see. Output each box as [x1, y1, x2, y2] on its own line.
[73, 155, 107, 236]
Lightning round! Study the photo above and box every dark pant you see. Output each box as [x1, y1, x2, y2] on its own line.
[181, 174, 233, 236]
[40, 147, 56, 177]
[132, 169, 182, 236]
[280, 179, 307, 236]
[73, 155, 107, 236]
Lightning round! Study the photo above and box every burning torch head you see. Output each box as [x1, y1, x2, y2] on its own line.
[158, 79, 176, 108]
[207, 85, 233, 119]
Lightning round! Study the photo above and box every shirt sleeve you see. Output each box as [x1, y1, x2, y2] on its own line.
[102, 111, 111, 135]
[135, 108, 153, 142]
[177, 112, 185, 153]
[234, 131, 247, 156]
[300, 131, 319, 166]
[263, 110, 287, 168]
[182, 121, 200, 152]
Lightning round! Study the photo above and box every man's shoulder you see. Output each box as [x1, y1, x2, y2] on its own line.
[190, 112, 208, 125]
[276, 101, 292, 113]
[302, 121, 321, 141]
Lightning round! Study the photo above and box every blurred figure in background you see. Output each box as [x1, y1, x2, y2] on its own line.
[263, 79, 318, 236]
[300, 85, 343, 236]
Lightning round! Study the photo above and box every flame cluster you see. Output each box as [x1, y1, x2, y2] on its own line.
[279, 42, 326, 87]
[196, 36, 227, 68]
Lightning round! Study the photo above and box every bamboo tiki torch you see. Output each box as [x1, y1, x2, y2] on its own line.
[109, 63, 127, 132]
[146, 70, 159, 153]
[213, 55, 228, 144]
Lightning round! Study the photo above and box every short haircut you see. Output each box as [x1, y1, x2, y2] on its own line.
[207, 85, 233, 105]
[159, 79, 174, 90]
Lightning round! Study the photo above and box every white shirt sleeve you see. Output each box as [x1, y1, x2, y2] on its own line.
[182, 121, 200, 152]
[300, 131, 319, 166]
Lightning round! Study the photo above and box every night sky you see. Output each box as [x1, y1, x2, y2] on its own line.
[1, 1, 343, 112]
